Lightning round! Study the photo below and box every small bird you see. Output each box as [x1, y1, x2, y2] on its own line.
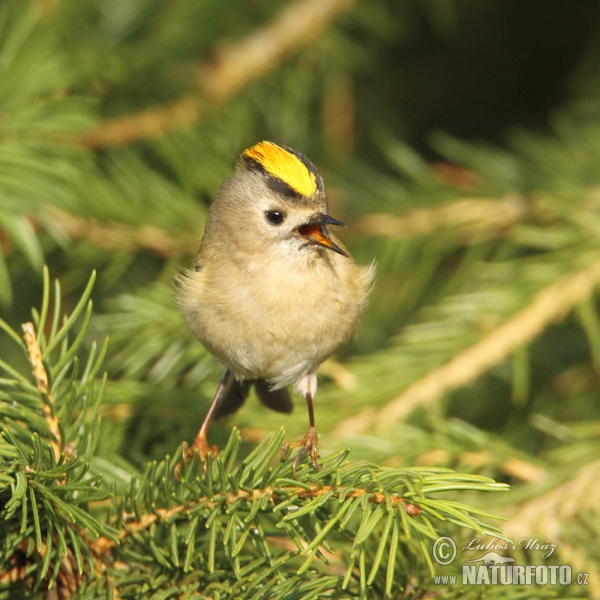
[177, 141, 374, 474]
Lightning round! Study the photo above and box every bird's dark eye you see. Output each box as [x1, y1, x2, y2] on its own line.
[265, 210, 285, 225]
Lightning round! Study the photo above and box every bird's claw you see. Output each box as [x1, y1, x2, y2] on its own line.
[190, 432, 219, 460]
[281, 427, 321, 477]
[175, 435, 218, 479]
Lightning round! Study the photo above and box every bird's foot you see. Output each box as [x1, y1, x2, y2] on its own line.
[176, 433, 218, 479]
[281, 427, 321, 477]
[189, 430, 218, 460]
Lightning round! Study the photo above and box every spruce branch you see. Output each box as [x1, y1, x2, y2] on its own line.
[101, 428, 507, 597]
[0, 268, 115, 598]
[337, 255, 600, 432]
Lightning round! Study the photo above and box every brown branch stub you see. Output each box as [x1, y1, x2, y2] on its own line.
[22, 322, 61, 462]
[77, 0, 357, 148]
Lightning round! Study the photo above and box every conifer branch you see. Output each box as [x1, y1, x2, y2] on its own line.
[90, 479, 422, 573]
[373, 255, 600, 428]
[110, 480, 421, 547]
[194, 0, 357, 101]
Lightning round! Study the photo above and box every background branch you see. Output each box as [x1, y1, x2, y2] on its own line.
[77, 0, 357, 149]
[375, 257, 600, 428]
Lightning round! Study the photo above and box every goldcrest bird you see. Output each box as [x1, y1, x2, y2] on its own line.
[177, 141, 374, 474]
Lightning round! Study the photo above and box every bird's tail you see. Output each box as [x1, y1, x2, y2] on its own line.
[213, 377, 293, 419]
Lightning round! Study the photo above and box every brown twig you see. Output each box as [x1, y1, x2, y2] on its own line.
[1, 533, 115, 599]
[22, 322, 61, 462]
[78, 0, 357, 149]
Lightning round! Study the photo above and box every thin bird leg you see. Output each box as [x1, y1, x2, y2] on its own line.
[307, 389, 316, 429]
[189, 369, 231, 458]
[282, 391, 321, 477]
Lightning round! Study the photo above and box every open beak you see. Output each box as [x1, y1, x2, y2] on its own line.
[295, 213, 348, 257]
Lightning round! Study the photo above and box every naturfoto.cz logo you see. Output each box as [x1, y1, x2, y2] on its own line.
[431, 536, 589, 587]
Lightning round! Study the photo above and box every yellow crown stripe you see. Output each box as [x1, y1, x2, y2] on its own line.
[243, 141, 317, 197]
